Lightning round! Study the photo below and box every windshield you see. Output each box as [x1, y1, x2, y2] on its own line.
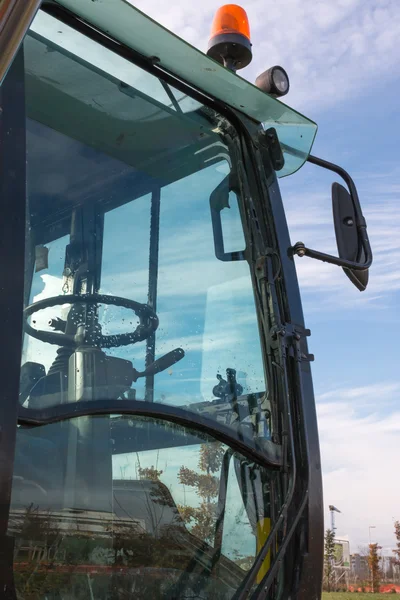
[10, 10, 283, 599]
[21, 11, 272, 446]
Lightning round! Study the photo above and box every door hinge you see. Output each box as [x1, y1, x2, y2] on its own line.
[270, 323, 314, 363]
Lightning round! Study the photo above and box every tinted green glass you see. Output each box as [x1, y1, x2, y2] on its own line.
[32, 4, 317, 177]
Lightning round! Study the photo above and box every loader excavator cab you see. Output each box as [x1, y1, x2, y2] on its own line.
[0, 2, 372, 599]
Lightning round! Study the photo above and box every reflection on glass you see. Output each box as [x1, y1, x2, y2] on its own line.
[20, 13, 271, 446]
[10, 416, 275, 599]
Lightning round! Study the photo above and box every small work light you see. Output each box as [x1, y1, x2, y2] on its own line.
[255, 66, 290, 98]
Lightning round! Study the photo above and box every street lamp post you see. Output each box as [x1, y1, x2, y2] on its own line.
[369, 525, 376, 545]
[368, 526, 376, 592]
[329, 505, 342, 591]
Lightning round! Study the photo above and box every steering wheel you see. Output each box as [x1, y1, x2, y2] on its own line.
[24, 294, 159, 349]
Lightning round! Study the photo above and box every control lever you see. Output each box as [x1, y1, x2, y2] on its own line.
[213, 368, 243, 401]
[213, 368, 243, 421]
[131, 348, 185, 382]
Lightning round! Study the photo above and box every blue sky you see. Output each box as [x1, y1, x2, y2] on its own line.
[126, 0, 400, 555]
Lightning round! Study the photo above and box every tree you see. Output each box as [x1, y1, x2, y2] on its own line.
[368, 543, 382, 593]
[177, 442, 225, 544]
[393, 521, 400, 567]
[138, 465, 163, 481]
[324, 529, 336, 592]
[11, 503, 68, 600]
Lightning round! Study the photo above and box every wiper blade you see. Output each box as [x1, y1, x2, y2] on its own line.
[18, 399, 282, 470]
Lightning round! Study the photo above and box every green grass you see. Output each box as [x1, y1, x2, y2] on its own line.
[323, 594, 394, 599]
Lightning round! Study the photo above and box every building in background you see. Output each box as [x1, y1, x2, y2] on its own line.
[350, 553, 369, 582]
[386, 557, 400, 582]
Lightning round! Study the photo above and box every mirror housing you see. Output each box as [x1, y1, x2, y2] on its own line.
[291, 155, 372, 291]
[332, 182, 369, 291]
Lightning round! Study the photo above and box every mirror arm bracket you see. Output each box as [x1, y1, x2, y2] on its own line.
[291, 241, 370, 271]
[290, 154, 372, 271]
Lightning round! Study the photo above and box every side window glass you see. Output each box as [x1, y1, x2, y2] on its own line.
[152, 163, 264, 409]
[221, 458, 256, 568]
[112, 439, 259, 572]
[11, 416, 272, 597]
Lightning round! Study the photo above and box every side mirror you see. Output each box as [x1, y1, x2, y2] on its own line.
[292, 155, 372, 291]
[332, 182, 369, 291]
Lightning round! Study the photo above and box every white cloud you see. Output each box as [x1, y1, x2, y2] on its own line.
[278, 165, 400, 311]
[128, 0, 400, 114]
[318, 382, 400, 404]
[317, 387, 400, 553]
[102, 262, 252, 300]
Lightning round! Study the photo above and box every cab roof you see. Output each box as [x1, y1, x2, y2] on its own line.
[53, 0, 317, 176]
